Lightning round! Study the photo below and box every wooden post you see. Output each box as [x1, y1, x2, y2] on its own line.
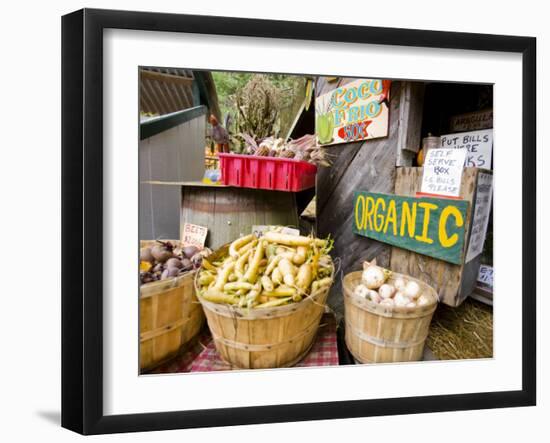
[316, 81, 424, 317]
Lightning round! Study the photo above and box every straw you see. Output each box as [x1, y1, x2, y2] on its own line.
[426, 298, 493, 360]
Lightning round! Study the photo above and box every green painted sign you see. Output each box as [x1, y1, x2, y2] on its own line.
[352, 191, 469, 264]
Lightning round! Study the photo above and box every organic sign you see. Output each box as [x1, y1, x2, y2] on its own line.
[182, 223, 208, 249]
[466, 172, 493, 262]
[353, 192, 469, 264]
[420, 148, 467, 198]
[316, 78, 390, 146]
[440, 129, 493, 169]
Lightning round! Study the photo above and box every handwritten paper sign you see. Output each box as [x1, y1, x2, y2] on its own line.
[353, 191, 469, 264]
[450, 110, 493, 132]
[466, 172, 493, 262]
[420, 148, 466, 198]
[440, 129, 493, 169]
[316, 78, 390, 145]
[477, 264, 494, 289]
[182, 223, 208, 249]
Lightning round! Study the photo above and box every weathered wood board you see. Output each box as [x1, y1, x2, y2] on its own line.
[352, 192, 469, 264]
[316, 81, 423, 318]
[180, 185, 299, 250]
[390, 167, 489, 306]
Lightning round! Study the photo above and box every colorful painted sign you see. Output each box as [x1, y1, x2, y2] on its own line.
[440, 129, 493, 169]
[353, 192, 469, 264]
[316, 78, 390, 145]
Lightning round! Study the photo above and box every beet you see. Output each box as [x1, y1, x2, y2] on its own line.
[165, 258, 183, 269]
[183, 245, 199, 259]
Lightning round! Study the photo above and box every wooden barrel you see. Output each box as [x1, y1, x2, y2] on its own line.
[196, 250, 334, 369]
[180, 186, 299, 251]
[139, 240, 205, 371]
[343, 271, 437, 363]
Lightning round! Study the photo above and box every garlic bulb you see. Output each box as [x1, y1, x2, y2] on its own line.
[378, 284, 396, 299]
[354, 284, 370, 299]
[394, 277, 406, 291]
[405, 301, 417, 308]
[404, 280, 421, 299]
[380, 298, 394, 307]
[362, 265, 386, 289]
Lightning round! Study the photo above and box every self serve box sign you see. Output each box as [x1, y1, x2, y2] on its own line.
[353, 192, 469, 264]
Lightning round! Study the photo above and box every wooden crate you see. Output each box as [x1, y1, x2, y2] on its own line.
[139, 240, 205, 371]
[180, 184, 299, 251]
[390, 167, 491, 306]
[343, 270, 437, 363]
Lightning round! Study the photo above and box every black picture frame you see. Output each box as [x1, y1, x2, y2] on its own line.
[62, 8, 537, 435]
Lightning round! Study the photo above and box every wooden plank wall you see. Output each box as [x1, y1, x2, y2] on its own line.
[316, 80, 424, 318]
[139, 115, 206, 240]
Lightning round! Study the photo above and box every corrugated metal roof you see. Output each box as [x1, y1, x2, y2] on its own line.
[139, 67, 196, 115]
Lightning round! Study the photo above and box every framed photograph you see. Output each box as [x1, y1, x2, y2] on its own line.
[61, 8, 536, 435]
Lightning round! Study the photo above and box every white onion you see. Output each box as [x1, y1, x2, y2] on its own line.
[404, 280, 421, 299]
[368, 290, 381, 303]
[362, 265, 386, 289]
[394, 277, 406, 291]
[354, 284, 370, 299]
[378, 284, 396, 299]
[394, 292, 412, 307]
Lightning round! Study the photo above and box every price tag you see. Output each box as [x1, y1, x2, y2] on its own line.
[477, 264, 493, 289]
[182, 223, 208, 249]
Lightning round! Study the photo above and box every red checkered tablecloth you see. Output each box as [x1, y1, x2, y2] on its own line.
[190, 313, 338, 372]
[150, 313, 338, 374]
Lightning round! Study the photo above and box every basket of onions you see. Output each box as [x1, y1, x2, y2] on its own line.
[139, 240, 211, 371]
[343, 260, 438, 364]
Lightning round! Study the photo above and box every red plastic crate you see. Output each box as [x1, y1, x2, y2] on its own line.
[218, 153, 317, 192]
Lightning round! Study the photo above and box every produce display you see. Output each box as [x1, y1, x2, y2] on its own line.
[353, 261, 433, 308]
[140, 240, 212, 285]
[197, 230, 334, 309]
[240, 133, 331, 167]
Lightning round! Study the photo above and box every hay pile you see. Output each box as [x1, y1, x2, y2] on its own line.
[426, 298, 493, 360]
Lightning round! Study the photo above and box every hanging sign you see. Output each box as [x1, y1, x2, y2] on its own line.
[440, 129, 493, 169]
[465, 172, 493, 262]
[315, 78, 390, 146]
[450, 109, 493, 132]
[353, 191, 469, 264]
[419, 148, 467, 198]
[182, 223, 208, 249]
